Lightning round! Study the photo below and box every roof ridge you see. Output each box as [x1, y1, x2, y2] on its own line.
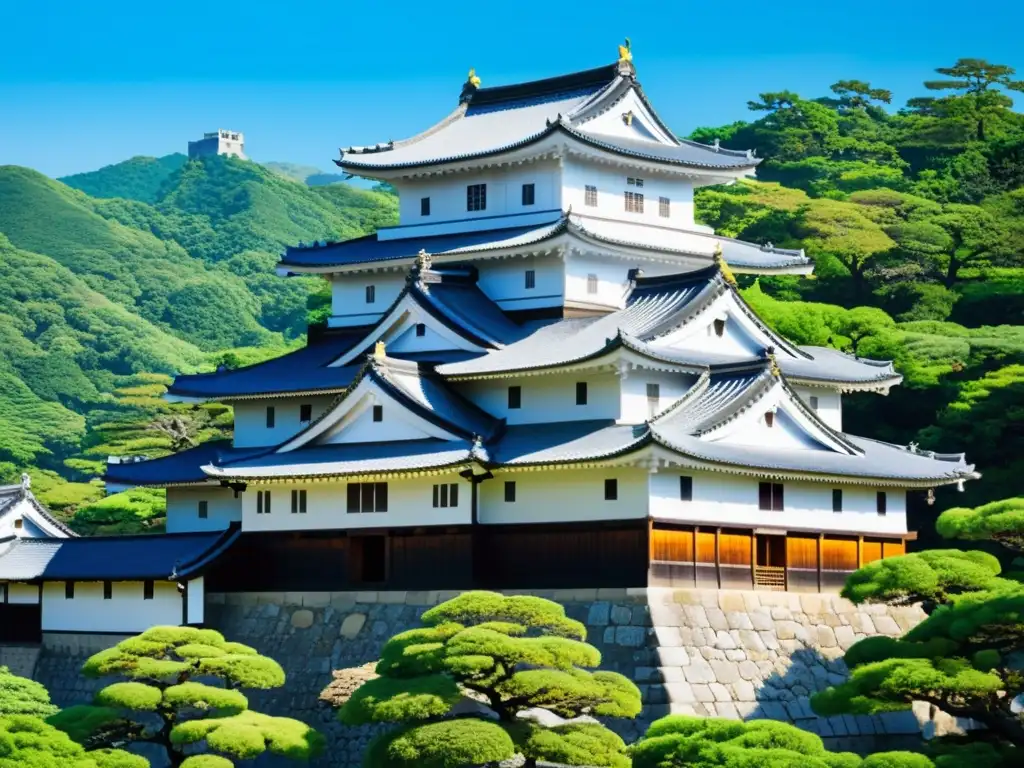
[466, 63, 621, 108]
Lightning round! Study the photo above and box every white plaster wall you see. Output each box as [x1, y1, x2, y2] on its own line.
[7, 583, 39, 604]
[318, 392, 445, 444]
[653, 295, 766, 358]
[562, 157, 696, 229]
[241, 474, 471, 532]
[620, 369, 698, 423]
[41, 581, 182, 633]
[650, 470, 908, 536]
[479, 468, 649, 524]
[233, 395, 336, 448]
[710, 408, 824, 451]
[386, 318, 478, 355]
[330, 272, 406, 327]
[793, 386, 843, 431]
[578, 90, 677, 145]
[459, 372, 621, 424]
[394, 162, 560, 225]
[166, 487, 241, 533]
[476, 254, 564, 311]
[564, 252, 634, 309]
[0, 499, 50, 538]
[187, 576, 204, 625]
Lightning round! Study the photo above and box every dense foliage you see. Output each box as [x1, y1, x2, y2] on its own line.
[0, 667, 57, 718]
[337, 591, 641, 768]
[811, 496, 1024, 756]
[50, 626, 324, 768]
[0, 714, 148, 768]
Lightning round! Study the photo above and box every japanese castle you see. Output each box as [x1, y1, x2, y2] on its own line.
[0, 46, 978, 636]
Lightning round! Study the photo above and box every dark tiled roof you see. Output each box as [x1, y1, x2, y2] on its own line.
[103, 441, 264, 487]
[488, 421, 648, 465]
[464, 64, 620, 112]
[0, 527, 239, 581]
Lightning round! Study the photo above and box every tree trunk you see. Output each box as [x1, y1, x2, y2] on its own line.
[944, 255, 961, 288]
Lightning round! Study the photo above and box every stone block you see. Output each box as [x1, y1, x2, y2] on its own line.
[816, 626, 837, 648]
[302, 592, 331, 608]
[738, 660, 760, 680]
[725, 611, 753, 630]
[849, 613, 875, 634]
[759, 630, 781, 650]
[682, 605, 710, 628]
[614, 626, 646, 647]
[692, 683, 714, 702]
[776, 620, 800, 640]
[669, 703, 698, 715]
[610, 605, 632, 625]
[714, 630, 737, 650]
[672, 589, 702, 605]
[654, 625, 682, 647]
[603, 627, 616, 644]
[710, 660, 740, 684]
[404, 591, 434, 606]
[800, 594, 830, 615]
[760, 702, 789, 721]
[377, 591, 406, 605]
[587, 601, 611, 626]
[732, 679, 757, 701]
[749, 611, 774, 631]
[634, 666, 658, 682]
[834, 625, 857, 650]
[658, 647, 690, 666]
[649, 602, 683, 627]
[665, 682, 695, 703]
[339, 613, 367, 640]
[657, 666, 684, 682]
[770, 607, 793, 620]
[725, 649, 746, 662]
[871, 615, 901, 635]
[709, 682, 731, 702]
[718, 591, 747, 613]
[597, 587, 627, 600]
[682, 658, 716, 684]
[355, 591, 378, 603]
[735, 700, 760, 718]
[706, 608, 729, 631]
[738, 629, 766, 652]
[290, 610, 314, 629]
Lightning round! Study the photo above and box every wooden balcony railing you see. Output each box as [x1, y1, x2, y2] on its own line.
[754, 565, 786, 590]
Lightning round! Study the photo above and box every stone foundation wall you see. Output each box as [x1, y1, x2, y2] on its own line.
[32, 588, 932, 767]
[0, 645, 41, 679]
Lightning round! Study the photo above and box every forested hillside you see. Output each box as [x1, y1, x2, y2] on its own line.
[0, 155, 397, 529]
[1, 57, 1020, 535]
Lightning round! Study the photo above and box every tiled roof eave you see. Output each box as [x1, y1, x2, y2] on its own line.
[201, 456, 476, 483]
[784, 373, 904, 392]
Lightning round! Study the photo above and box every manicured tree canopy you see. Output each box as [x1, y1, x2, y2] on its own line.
[335, 591, 641, 768]
[0, 714, 147, 768]
[937, 498, 1024, 552]
[630, 715, 930, 768]
[0, 667, 58, 717]
[49, 626, 324, 768]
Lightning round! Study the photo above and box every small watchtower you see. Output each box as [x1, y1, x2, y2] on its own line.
[188, 129, 247, 160]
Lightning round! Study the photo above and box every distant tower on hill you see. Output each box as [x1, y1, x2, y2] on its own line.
[188, 129, 247, 160]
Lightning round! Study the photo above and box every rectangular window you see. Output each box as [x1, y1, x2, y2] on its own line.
[420, 197, 430, 216]
[680, 476, 693, 501]
[575, 382, 588, 405]
[256, 490, 271, 515]
[521, 183, 535, 206]
[584, 185, 598, 207]
[604, 478, 618, 501]
[432, 483, 459, 508]
[143, 580, 154, 600]
[291, 489, 307, 514]
[504, 481, 516, 502]
[646, 382, 660, 419]
[198, 500, 208, 519]
[467, 183, 487, 211]
[365, 285, 376, 304]
[415, 323, 426, 337]
[348, 483, 388, 513]
[810, 396, 819, 410]
[266, 406, 275, 429]
[587, 273, 598, 294]
[659, 196, 670, 218]
[65, 581, 74, 600]
[300, 403, 313, 423]
[758, 482, 784, 511]
[103, 581, 112, 600]
[832, 489, 843, 513]
[372, 404, 383, 422]
[508, 385, 522, 409]
[627, 177, 644, 187]
[877, 491, 887, 516]
[624, 191, 644, 213]
[524, 269, 536, 289]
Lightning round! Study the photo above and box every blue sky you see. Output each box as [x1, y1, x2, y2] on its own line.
[2, 0, 1022, 178]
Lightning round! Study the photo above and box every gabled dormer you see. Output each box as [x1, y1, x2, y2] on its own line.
[0, 475, 75, 539]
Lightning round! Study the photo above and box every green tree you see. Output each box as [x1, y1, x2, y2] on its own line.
[828, 80, 894, 110]
[918, 59, 1024, 141]
[0, 714, 148, 768]
[49, 626, 323, 768]
[336, 591, 641, 768]
[0, 667, 57, 718]
[631, 715, 930, 768]
[811, 498, 1024, 751]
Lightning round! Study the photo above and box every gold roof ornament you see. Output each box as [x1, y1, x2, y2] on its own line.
[713, 243, 737, 287]
[374, 340, 387, 360]
[769, 353, 782, 378]
[618, 38, 632, 63]
[415, 249, 432, 272]
[467, 68, 481, 88]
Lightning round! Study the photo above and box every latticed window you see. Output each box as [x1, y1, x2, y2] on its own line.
[365, 285, 376, 304]
[467, 184, 487, 211]
[659, 196, 670, 217]
[646, 382, 660, 418]
[347, 482, 388, 513]
[627, 177, 644, 187]
[587, 273, 598, 294]
[291, 489, 307, 514]
[625, 191, 644, 213]
[585, 185, 598, 206]
[525, 269, 536, 289]
[759, 482, 784, 511]
[256, 490, 272, 514]
[432, 483, 459, 508]
[521, 183, 535, 206]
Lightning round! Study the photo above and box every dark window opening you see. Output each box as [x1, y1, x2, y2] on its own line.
[291, 489, 307, 514]
[256, 490, 271, 515]
[521, 183, 535, 206]
[585, 185, 598, 207]
[659, 196, 671, 217]
[13, 518, 22, 529]
[415, 323, 426, 337]
[266, 407, 275, 428]
[508, 386, 522, 410]
[198, 500, 208, 519]
[300, 403, 313, 423]
[877, 491, 887, 516]
[713, 319, 725, 337]
[587, 273, 598, 294]
[832, 489, 843, 513]
[365, 285, 376, 304]
[604, 478, 618, 501]
[504, 481, 516, 502]
[420, 197, 430, 216]
[372, 404, 383, 422]
[467, 184, 487, 211]
[680, 476, 693, 501]
[810, 396, 819, 410]
[103, 581, 112, 600]
[624, 191, 644, 213]
[143, 581, 154, 600]
[759, 482, 784, 511]
[348, 482, 388, 513]
[575, 382, 588, 405]
[646, 382, 660, 419]
[65, 581, 74, 600]
[627, 177, 644, 187]
[525, 269, 536, 289]
[433, 483, 459, 508]
[764, 411, 775, 428]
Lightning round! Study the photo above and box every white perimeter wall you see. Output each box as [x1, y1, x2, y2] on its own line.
[650, 470, 908, 536]
[241, 473, 471, 532]
[330, 272, 406, 328]
[166, 487, 241, 533]
[41, 581, 183, 633]
[479, 468, 649, 524]
[233, 395, 337, 448]
[562, 157, 696, 229]
[460, 372, 621, 424]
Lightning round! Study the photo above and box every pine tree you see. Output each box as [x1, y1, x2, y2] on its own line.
[0, 714, 148, 768]
[336, 591, 641, 768]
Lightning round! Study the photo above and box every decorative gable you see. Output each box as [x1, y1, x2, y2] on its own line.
[576, 88, 677, 145]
